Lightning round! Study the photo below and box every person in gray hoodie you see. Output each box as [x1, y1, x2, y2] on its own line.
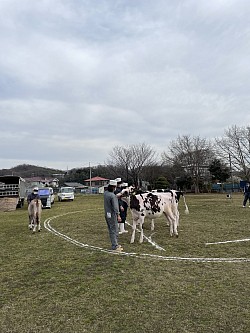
[104, 180, 123, 252]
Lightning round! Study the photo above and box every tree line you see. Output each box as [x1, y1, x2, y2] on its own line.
[65, 125, 250, 193]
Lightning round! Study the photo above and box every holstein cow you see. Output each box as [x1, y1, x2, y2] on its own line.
[28, 199, 42, 232]
[121, 188, 189, 242]
[121, 191, 178, 243]
[150, 189, 189, 231]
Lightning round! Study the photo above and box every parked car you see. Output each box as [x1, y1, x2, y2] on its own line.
[58, 187, 75, 202]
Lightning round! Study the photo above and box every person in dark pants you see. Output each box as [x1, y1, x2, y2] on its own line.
[104, 180, 123, 252]
[114, 178, 128, 234]
[243, 182, 250, 207]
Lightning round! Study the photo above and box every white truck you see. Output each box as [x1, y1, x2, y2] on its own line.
[0, 175, 26, 209]
[38, 187, 55, 208]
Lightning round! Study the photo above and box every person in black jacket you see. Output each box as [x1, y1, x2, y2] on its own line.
[242, 182, 250, 207]
[27, 187, 40, 205]
[114, 178, 128, 234]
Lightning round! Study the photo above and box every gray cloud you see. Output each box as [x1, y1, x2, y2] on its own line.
[1, 0, 250, 170]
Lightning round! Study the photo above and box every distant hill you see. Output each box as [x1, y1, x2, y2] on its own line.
[0, 164, 66, 178]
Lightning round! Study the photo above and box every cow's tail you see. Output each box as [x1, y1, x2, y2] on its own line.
[183, 195, 189, 214]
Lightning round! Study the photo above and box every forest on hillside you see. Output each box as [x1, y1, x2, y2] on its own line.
[0, 164, 65, 178]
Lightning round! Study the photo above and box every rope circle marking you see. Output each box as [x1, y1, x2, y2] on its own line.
[43, 210, 250, 263]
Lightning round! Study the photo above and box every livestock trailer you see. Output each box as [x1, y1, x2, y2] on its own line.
[0, 175, 26, 210]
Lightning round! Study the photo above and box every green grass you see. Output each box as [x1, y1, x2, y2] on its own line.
[1, 193, 250, 333]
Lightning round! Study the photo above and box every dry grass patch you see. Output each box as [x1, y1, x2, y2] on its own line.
[1, 193, 250, 333]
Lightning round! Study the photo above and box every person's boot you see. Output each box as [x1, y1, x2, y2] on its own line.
[119, 222, 128, 234]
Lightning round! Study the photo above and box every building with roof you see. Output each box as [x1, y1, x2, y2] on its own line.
[24, 177, 59, 188]
[84, 176, 109, 187]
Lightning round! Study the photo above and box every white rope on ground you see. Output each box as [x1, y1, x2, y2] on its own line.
[206, 238, 250, 245]
[125, 221, 166, 251]
[43, 211, 250, 263]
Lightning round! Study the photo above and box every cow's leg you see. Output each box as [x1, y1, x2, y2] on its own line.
[32, 213, 37, 232]
[172, 203, 180, 229]
[28, 215, 33, 230]
[176, 210, 180, 227]
[151, 219, 155, 231]
[164, 212, 177, 237]
[139, 221, 144, 243]
[37, 214, 41, 232]
[169, 216, 178, 237]
[165, 215, 172, 236]
[172, 217, 178, 237]
[169, 217, 174, 237]
[33, 221, 37, 232]
[36, 214, 41, 232]
[28, 204, 33, 230]
[130, 220, 136, 243]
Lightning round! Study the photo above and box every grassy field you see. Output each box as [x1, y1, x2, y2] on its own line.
[1, 193, 250, 333]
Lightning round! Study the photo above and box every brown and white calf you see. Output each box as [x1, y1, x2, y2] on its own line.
[28, 199, 42, 232]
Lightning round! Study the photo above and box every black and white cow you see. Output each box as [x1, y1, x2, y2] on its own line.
[151, 189, 189, 230]
[120, 188, 189, 243]
[121, 191, 178, 243]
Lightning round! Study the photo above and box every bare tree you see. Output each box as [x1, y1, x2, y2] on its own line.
[107, 143, 157, 186]
[215, 125, 250, 180]
[162, 135, 214, 193]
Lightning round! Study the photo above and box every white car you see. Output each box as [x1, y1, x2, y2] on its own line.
[58, 187, 75, 202]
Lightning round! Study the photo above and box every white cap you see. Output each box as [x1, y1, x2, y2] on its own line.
[109, 180, 117, 186]
[33, 187, 39, 192]
[115, 178, 122, 183]
[121, 182, 128, 187]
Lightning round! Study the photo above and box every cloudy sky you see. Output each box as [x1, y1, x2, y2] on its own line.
[1, 0, 250, 170]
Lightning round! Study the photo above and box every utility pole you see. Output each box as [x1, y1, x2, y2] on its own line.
[89, 162, 92, 194]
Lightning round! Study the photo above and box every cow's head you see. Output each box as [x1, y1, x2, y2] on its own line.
[119, 186, 136, 197]
[119, 187, 133, 206]
[174, 191, 183, 202]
